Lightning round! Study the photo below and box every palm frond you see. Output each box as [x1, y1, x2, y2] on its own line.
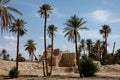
[0, 0, 10, 5]
[7, 6, 22, 15]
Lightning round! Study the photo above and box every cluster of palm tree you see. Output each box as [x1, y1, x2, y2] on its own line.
[0, 0, 119, 78]
[0, 0, 26, 71]
[79, 25, 111, 62]
[79, 25, 111, 63]
[38, 4, 58, 76]
[0, 49, 10, 60]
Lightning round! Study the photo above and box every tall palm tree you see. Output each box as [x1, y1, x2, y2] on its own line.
[99, 25, 111, 55]
[47, 24, 57, 75]
[38, 4, 53, 76]
[9, 19, 27, 71]
[25, 39, 36, 61]
[63, 15, 88, 77]
[0, 0, 22, 33]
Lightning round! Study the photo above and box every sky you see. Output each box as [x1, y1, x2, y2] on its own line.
[0, 0, 120, 59]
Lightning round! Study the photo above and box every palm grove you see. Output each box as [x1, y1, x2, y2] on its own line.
[0, 0, 120, 78]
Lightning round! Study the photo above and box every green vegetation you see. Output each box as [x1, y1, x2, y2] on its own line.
[25, 39, 36, 61]
[9, 67, 19, 78]
[18, 54, 26, 62]
[0, 49, 10, 60]
[0, 0, 22, 33]
[80, 55, 98, 77]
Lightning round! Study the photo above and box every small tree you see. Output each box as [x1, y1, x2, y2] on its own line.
[9, 67, 19, 78]
[80, 55, 98, 77]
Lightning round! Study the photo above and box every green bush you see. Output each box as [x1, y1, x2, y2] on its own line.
[9, 67, 19, 78]
[18, 54, 26, 62]
[80, 57, 98, 77]
[18, 56, 26, 62]
[116, 58, 120, 64]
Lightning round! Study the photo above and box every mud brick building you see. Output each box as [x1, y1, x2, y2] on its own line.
[42, 48, 75, 67]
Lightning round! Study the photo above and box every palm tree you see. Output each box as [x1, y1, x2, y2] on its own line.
[25, 39, 36, 61]
[47, 24, 57, 75]
[9, 19, 27, 71]
[0, 0, 22, 33]
[80, 39, 86, 55]
[38, 4, 53, 76]
[94, 40, 101, 60]
[63, 15, 88, 77]
[99, 25, 111, 56]
[86, 39, 93, 57]
[0, 49, 9, 60]
[100, 41, 106, 63]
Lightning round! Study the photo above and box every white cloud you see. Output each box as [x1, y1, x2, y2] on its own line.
[53, 8, 64, 17]
[4, 35, 17, 41]
[0, 42, 16, 59]
[80, 30, 120, 41]
[90, 10, 120, 23]
[81, 30, 102, 39]
[90, 10, 110, 22]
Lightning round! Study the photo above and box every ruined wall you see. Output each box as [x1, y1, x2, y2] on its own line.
[47, 56, 56, 66]
[59, 53, 75, 67]
[41, 48, 75, 67]
[54, 49, 60, 56]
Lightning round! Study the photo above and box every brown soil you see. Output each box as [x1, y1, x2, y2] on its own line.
[0, 60, 120, 80]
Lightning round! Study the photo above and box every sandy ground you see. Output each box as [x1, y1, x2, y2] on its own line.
[0, 60, 120, 80]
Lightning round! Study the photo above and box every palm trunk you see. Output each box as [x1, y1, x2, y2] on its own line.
[16, 32, 19, 71]
[50, 33, 53, 75]
[105, 35, 108, 55]
[42, 61, 46, 77]
[112, 42, 115, 54]
[83, 48, 85, 55]
[88, 46, 91, 57]
[33, 53, 37, 60]
[31, 53, 33, 61]
[29, 54, 31, 61]
[44, 11, 48, 76]
[74, 31, 81, 77]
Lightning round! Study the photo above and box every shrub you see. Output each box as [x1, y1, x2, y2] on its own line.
[9, 67, 19, 78]
[18, 56, 26, 62]
[80, 57, 98, 77]
[101, 54, 116, 65]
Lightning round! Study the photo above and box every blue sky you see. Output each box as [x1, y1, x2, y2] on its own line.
[0, 0, 120, 59]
